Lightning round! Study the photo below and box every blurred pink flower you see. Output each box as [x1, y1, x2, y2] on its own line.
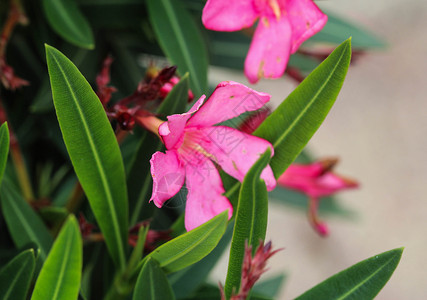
[278, 158, 358, 236]
[159, 76, 194, 102]
[149, 81, 276, 231]
[202, 0, 327, 83]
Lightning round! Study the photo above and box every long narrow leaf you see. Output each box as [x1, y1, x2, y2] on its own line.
[0, 249, 36, 300]
[222, 39, 352, 206]
[295, 248, 404, 300]
[224, 149, 271, 297]
[254, 39, 352, 178]
[0, 122, 9, 185]
[137, 211, 228, 274]
[146, 0, 208, 96]
[43, 0, 94, 49]
[31, 215, 83, 300]
[170, 222, 234, 299]
[0, 181, 53, 263]
[133, 258, 175, 300]
[45, 44, 128, 269]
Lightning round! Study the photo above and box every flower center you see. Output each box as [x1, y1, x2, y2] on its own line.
[178, 128, 215, 165]
[254, 0, 283, 19]
[268, 0, 281, 19]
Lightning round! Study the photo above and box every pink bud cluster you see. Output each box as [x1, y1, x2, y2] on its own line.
[220, 240, 282, 300]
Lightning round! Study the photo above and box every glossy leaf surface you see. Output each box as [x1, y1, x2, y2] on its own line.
[46, 45, 128, 269]
[0, 182, 53, 263]
[146, 0, 208, 96]
[224, 150, 270, 297]
[138, 211, 228, 274]
[0, 249, 35, 300]
[295, 248, 403, 300]
[31, 215, 82, 300]
[133, 258, 175, 300]
[43, 0, 94, 48]
[254, 39, 352, 178]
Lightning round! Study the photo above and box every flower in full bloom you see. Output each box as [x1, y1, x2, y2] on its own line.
[202, 0, 327, 83]
[277, 158, 358, 236]
[149, 81, 277, 231]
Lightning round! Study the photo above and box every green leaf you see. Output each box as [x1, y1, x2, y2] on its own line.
[224, 149, 271, 297]
[42, 0, 94, 49]
[146, 0, 208, 96]
[31, 47, 98, 113]
[0, 181, 53, 264]
[127, 225, 149, 274]
[133, 258, 175, 300]
[45, 44, 128, 269]
[0, 122, 9, 185]
[127, 74, 190, 225]
[0, 249, 36, 300]
[310, 12, 385, 49]
[295, 248, 404, 300]
[39, 206, 69, 225]
[31, 215, 83, 300]
[254, 39, 352, 178]
[137, 211, 228, 274]
[252, 274, 286, 298]
[170, 221, 234, 299]
[182, 284, 273, 300]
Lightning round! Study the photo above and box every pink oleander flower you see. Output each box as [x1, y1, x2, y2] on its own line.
[202, 0, 327, 83]
[149, 81, 276, 231]
[277, 158, 359, 236]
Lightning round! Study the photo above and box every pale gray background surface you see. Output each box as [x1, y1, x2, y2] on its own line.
[209, 0, 427, 298]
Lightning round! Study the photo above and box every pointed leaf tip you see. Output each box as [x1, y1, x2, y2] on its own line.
[295, 247, 404, 300]
[46, 45, 128, 269]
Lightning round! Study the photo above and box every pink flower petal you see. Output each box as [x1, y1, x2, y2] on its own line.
[277, 162, 358, 198]
[313, 172, 358, 197]
[280, 163, 324, 178]
[202, 0, 258, 31]
[159, 95, 206, 149]
[184, 158, 233, 231]
[149, 151, 186, 207]
[244, 16, 292, 83]
[287, 0, 328, 53]
[188, 81, 270, 127]
[196, 126, 276, 191]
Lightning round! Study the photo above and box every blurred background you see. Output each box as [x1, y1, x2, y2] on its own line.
[1, 0, 425, 298]
[210, 0, 427, 298]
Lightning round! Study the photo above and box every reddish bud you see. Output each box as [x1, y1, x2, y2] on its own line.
[128, 220, 172, 252]
[0, 58, 29, 90]
[156, 66, 177, 83]
[221, 240, 282, 300]
[79, 213, 96, 238]
[238, 107, 270, 134]
[96, 55, 117, 105]
[116, 111, 135, 131]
